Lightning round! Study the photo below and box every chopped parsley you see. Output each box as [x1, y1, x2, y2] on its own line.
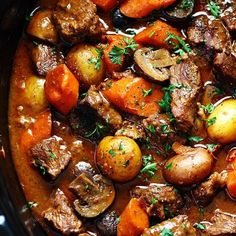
[206, 143, 217, 152]
[213, 87, 223, 95]
[164, 143, 172, 152]
[142, 88, 153, 97]
[49, 151, 56, 160]
[88, 48, 103, 70]
[165, 33, 191, 57]
[119, 142, 124, 150]
[140, 154, 157, 177]
[161, 228, 174, 236]
[201, 103, 215, 114]
[125, 29, 137, 35]
[149, 30, 156, 38]
[109, 38, 138, 65]
[165, 162, 173, 170]
[194, 223, 206, 230]
[34, 159, 46, 175]
[188, 136, 204, 143]
[85, 123, 108, 138]
[146, 124, 156, 134]
[108, 149, 116, 157]
[180, 0, 193, 9]
[207, 0, 221, 18]
[151, 197, 157, 205]
[84, 183, 90, 191]
[205, 117, 217, 127]
[160, 124, 173, 135]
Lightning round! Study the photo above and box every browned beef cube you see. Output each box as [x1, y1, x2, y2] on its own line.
[142, 215, 196, 236]
[53, 0, 103, 43]
[43, 188, 83, 234]
[187, 15, 231, 53]
[199, 209, 236, 235]
[192, 171, 228, 206]
[80, 85, 123, 130]
[170, 60, 202, 132]
[131, 184, 184, 220]
[30, 135, 71, 179]
[31, 44, 64, 76]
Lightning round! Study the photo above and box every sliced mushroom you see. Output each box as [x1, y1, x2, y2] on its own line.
[164, 0, 195, 22]
[134, 48, 177, 82]
[69, 162, 115, 218]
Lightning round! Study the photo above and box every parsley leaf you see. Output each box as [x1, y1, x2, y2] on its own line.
[140, 155, 157, 177]
[23, 201, 38, 210]
[188, 136, 204, 143]
[109, 38, 138, 65]
[146, 124, 156, 134]
[206, 143, 217, 152]
[201, 103, 215, 114]
[161, 228, 174, 236]
[34, 159, 46, 175]
[85, 123, 108, 138]
[207, 0, 221, 18]
[151, 197, 157, 204]
[194, 223, 206, 230]
[160, 124, 173, 135]
[180, 0, 193, 9]
[165, 162, 173, 170]
[108, 149, 116, 157]
[88, 48, 103, 70]
[205, 117, 217, 127]
[142, 88, 153, 97]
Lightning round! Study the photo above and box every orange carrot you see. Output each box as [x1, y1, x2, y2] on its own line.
[20, 110, 52, 152]
[120, 0, 176, 18]
[102, 76, 163, 117]
[92, 0, 118, 11]
[45, 64, 79, 115]
[117, 198, 149, 236]
[227, 170, 236, 198]
[103, 35, 127, 73]
[134, 20, 181, 49]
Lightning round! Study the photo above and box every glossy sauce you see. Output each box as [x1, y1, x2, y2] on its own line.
[8, 0, 236, 235]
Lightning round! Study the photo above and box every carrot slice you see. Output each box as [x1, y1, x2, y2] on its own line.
[117, 198, 149, 236]
[120, 0, 176, 18]
[45, 64, 79, 115]
[103, 76, 163, 117]
[134, 20, 181, 49]
[92, 0, 118, 11]
[227, 170, 236, 198]
[20, 110, 52, 152]
[103, 35, 127, 73]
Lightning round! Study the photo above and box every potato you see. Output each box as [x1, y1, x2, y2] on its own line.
[66, 44, 105, 88]
[27, 9, 58, 44]
[207, 99, 236, 144]
[96, 136, 142, 182]
[24, 76, 48, 112]
[163, 144, 214, 186]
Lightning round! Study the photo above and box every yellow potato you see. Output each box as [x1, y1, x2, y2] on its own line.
[96, 136, 142, 182]
[24, 76, 48, 112]
[207, 99, 236, 144]
[66, 44, 105, 88]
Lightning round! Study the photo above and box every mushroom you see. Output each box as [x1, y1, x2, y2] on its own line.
[134, 48, 177, 82]
[69, 162, 115, 218]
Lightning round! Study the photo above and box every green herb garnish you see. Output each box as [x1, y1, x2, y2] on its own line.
[180, 0, 193, 9]
[165, 162, 173, 170]
[201, 103, 215, 114]
[161, 228, 174, 236]
[146, 124, 156, 134]
[108, 149, 116, 157]
[206, 143, 217, 152]
[205, 117, 216, 127]
[207, 0, 221, 18]
[142, 88, 153, 97]
[88, 48, 103, 70]
[188, 136, 204, 143]
[194, 223, 206, 230]
[23, 201, 38, 210]
[85, 123, 108, 138]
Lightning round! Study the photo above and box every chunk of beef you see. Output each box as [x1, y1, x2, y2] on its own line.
[200, 209, 236, 235]
[170, 60, 202, 132]
[214, 42, 236, 81]
[142, 215, 196, 236]
[187, 15, 231, 53]
[30, 135, 71, 179]
[43, 189, 83, 234]
[31, 44, 64, 76]
[143, 113, 174, 138]
[192, 171, 228, 207]
[115, 120, 146, 140]
[53, 0, 103, 43]
[131, 184, 184, 220]
[80, 85, 123, 130]
[96, 211, 119, 236]
[27, 9, 58, 44]
[69, 162, 115, 218]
